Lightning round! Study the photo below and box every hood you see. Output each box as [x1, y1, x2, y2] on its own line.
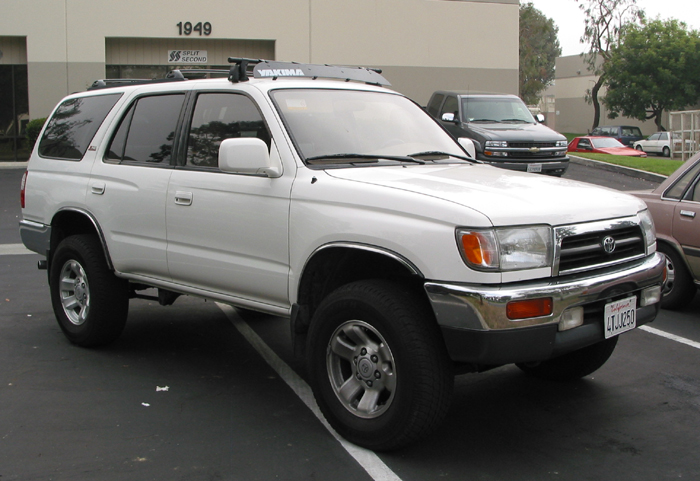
[466, 122, 565, 142]
[326, 164, 647, 227]
[597, 147, 643, 157]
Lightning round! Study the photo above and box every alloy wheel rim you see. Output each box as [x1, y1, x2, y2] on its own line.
[59, 260, 91, 325]
[326, 320, 396, 419]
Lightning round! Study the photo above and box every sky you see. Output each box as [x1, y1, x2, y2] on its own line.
[525, 0, 700, 56]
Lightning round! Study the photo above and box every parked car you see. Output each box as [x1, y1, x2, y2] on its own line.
[568, 136, 647, 157]
[426, 91, 569, 176]
[633, 131, 697, 157]
[633, 154, 700, 309]
[19, 59, 665, 451]
[590, 125, 644, 146]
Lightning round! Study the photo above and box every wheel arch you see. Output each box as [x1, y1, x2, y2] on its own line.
[49, 208, 113, 272]
[291, 243, 429, 348]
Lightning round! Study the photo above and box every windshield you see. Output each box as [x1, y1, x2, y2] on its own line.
[461, 97, 536, 123]
[271, 89, 465, 164]
[591, 138, 625, 148]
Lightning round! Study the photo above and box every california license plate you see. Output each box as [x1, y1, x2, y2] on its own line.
[527, 163, 542, 173]
[604, 296, 637, 338]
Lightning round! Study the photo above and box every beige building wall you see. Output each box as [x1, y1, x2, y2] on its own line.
[554, 55, 663, 135]
[0, 0, 518, 120]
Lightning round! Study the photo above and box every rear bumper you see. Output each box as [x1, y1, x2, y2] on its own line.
[425, 253, 665, 365]
[19, 219, 51, 256]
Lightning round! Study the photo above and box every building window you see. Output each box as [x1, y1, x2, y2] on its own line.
[0, 64, 29, 161]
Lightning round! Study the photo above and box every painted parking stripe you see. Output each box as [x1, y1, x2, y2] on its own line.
[0, 244, 34, 255]
[217, 303, 403, 481]
[639, 325, 700, 350]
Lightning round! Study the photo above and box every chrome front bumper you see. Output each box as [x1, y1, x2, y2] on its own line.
[425, 253, 665, 364]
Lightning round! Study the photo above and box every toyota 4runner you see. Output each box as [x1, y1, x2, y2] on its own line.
[19, 59, 665, 451]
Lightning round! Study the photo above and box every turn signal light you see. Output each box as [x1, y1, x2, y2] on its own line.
[506, 298, 553, 320]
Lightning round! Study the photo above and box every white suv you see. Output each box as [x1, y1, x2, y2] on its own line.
[19, 59, 665, 451]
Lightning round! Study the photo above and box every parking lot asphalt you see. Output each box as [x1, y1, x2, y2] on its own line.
[2, 162, 699, 481]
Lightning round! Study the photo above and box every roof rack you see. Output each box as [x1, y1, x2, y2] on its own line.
[227, 58, 390, 86]
[87, 75, 187, 91]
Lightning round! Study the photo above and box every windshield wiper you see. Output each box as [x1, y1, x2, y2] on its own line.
[500, 118, 532, 123]
[305, 153, 425, 165]
[408, 151, 478, 163]
[468, 118, 500, 123]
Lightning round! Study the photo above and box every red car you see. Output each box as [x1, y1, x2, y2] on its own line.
[568, 136, 648, 157]
[633, 153, 700, 309]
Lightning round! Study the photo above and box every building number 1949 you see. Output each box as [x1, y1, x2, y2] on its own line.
[177, 22, 212, 36]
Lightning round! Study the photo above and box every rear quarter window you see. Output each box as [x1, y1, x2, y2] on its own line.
[38, 93, 122, 160]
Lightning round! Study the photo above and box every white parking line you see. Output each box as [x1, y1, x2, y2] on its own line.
[639, 325, 700, 350]
[217, 303, 403, 481]
[0, 244, 34, 255]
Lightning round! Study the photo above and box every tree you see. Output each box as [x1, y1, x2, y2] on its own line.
[575, 0, 644, 130]
[603, 19, 700, 131]
[519, 2, 561, 105]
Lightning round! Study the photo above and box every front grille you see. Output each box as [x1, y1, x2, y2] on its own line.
[508, 142, 558, 148]
[557, 225, 646, 275]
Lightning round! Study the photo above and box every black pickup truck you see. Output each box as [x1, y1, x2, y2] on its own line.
[427, 90, 569, 176]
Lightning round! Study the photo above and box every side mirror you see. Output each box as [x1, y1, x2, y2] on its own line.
[457, 138, 476, 158]
[536, 113, 545, 123]
[219, 138, 282, 177]
[441, 112, 457, 123]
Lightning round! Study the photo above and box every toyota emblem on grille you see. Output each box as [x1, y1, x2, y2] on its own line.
[602, 236, 616, 254]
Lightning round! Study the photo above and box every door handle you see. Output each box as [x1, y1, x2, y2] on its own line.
[91, 182, 105, 195]
[174, 191, 193, 206]
[680, 210, 696, 218]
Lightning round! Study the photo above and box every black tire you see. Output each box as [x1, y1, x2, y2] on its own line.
[663, 146, 671, 157]
[516, 336, 619, 382]
[306, 280, 453, 451]
[658, 244, 696, 310]
[635, 145, 643, 152]
[49, 235, 129, 347]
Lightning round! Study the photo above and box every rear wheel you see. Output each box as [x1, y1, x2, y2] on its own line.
[516, 336, 618, 382]
[50, 235, 129, 347]
[658, 244, 696, 310]
[663, 146, 671, 157]
[306, 280, 453, 451]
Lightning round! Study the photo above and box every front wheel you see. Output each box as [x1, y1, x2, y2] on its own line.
[635, 145, 643, 152]
[516, 336, 619, 382]
[306, 280, 453, 451]
[50, 235, 129, 347]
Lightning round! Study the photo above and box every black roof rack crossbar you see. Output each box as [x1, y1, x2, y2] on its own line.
[227, 58, 391, 86]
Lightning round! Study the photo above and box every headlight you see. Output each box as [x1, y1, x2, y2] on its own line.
[485, 141, 508, 148]
[638, 209, 656, 251]
[456, 226, 553, 271]
[556, 140, 568, 147]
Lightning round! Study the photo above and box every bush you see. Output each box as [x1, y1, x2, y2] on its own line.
[26, 118, 47, 150]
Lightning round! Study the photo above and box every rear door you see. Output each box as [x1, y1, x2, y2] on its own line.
[87, 89, 187, 280]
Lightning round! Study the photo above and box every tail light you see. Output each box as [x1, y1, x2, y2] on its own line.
[20, 171, 28, 209]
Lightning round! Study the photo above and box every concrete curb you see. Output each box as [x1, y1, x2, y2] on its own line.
[0, 161, 28, 170]
[569, 155, 667, 183]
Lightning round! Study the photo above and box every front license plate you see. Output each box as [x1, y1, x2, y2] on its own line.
[527, 163, 542, 173]
[604, 296, 637, 338]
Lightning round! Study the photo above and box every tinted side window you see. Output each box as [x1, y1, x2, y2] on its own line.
[665, 160, 700, 200]
[186, 93, 269, 168]
[427, 94, 445, 117]
[39, 94, 121, 160]
[440, 96, 458, 118]
[105, 94, 185, 164]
